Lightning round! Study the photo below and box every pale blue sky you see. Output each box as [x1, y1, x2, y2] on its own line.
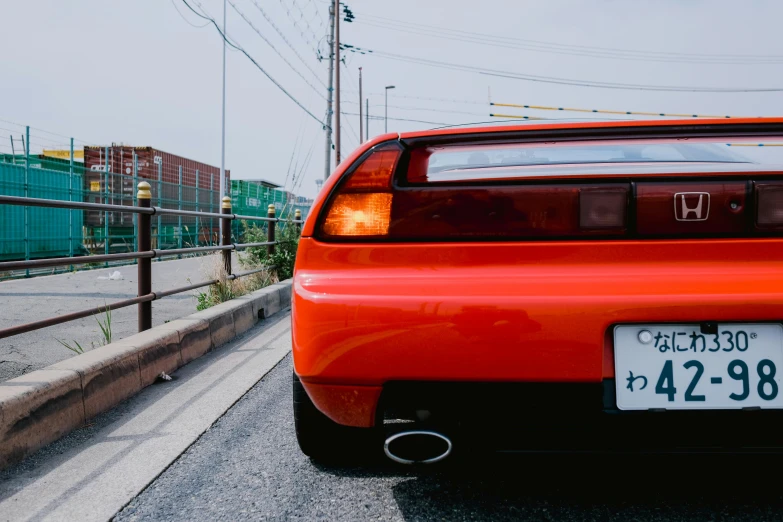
[2, 0, 782, 197]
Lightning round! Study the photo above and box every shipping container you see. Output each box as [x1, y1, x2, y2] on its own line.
[83, 146, 229, 249]
[0, 161, 84, 261]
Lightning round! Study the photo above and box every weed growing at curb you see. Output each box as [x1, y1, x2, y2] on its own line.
[56, 306, 113, 355]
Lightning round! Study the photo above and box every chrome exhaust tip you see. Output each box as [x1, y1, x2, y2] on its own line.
[383, 430, 452, 465]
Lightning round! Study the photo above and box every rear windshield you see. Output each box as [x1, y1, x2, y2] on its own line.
[425, 139, 783, 181]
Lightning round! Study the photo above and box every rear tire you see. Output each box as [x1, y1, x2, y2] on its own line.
[293, 373, 379, 463]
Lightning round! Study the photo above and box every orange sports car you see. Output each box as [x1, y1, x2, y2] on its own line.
[292, 119, 783, 463]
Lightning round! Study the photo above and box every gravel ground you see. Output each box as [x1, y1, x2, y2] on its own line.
[0, 254, 239, 381]
[115, 355, 783, 522]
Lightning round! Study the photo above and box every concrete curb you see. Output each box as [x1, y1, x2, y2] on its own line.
[0, 279, 292, 468]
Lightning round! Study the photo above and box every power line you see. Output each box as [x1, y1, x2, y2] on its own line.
[247, 0, 326, 88]
[490, 102, 752, 119]
[351, 11, 783, 65]
[227, 0, 326, 100]
[343, 99, 487, 117]
[169, 0, 210, 27]
[278, 0, 322, 53]
[366, 93, 485, 105]
[350, 45, 783, 92]
[488, 113, 578, 121]
[178, 0, 326, 127]
[341, 111, 449, 126]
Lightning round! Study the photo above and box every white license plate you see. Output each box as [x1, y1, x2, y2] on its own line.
[614, 324, 783, 410]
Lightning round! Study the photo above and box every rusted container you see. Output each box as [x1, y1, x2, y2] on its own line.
[83, 146, 229, 244]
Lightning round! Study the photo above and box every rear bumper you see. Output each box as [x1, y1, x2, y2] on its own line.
[292, 237, 783, 427]
[381, 380, 783, 453]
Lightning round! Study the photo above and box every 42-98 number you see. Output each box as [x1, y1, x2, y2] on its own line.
[656, 359, 779, 402]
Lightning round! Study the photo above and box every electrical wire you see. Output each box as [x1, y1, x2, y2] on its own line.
[342, 99, 487, 117]
[367, 93, 485, 105]
[351, 10, 783, 65]
[353, 46, 783, 93]
[227, 0, 327, 100]
[283, 115, 307, 189]
[247, 0, 326, 88]
[179, 0, 327, 127]
[279, 0, 322, 53]
[0, 118, 93, 143]
[341, 111, 449, 126]
[490, 102, 750, 119]
[169, 0, 210, 27]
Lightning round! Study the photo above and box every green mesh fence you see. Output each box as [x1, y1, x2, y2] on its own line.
[0, 159, 84, 262]
[0, 151, 310, 279]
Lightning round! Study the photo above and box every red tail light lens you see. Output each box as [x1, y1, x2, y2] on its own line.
[343, 149, 400, 190]
[756, 183, 783, 228]
[320, 144, 401, 238]
[579, 188, 628, 229]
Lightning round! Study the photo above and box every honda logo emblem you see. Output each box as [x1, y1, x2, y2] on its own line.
[674, 192, 710, 221]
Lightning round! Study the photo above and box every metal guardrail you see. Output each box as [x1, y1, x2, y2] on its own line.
[0, 181, 302, 340]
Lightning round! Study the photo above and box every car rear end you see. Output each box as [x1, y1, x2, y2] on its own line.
[292, 119, 783, 460]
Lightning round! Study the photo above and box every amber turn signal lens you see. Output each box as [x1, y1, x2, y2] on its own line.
[322, 193, 393, 236]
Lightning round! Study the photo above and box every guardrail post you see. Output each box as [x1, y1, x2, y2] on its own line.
[137, 182, 152, 331]
[221, 196, 232, 275]
[294, 209, 302, 234]
[267, 204, 276, 256]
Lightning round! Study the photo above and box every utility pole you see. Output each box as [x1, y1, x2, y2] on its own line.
[358, 67, 363, 142]
[220, 0, 227, 236]
[334, 0, 341, 167]
[323, 2, 335, 180]
[366, 99, 369, 140]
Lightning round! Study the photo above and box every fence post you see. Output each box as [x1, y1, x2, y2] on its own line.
[221, 196, 232, 275]
[104, 146, 110, 267]
[68, 138, 74, 269]
[267, 204, 276, 256]
[178, 165, 183, 257]
[295, 209, 302, 234]
[210, 174, 215, 245]
[24, 126, 30, 277]
[195, 169, 200, 248]
[157, 159, 162, 252]
[137, 182, 152, 331]
[132, 152, 138, 262]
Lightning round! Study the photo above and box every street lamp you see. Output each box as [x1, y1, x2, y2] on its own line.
[385, 85, 395, 133]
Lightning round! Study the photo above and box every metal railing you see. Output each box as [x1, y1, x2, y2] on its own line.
[0, 181, 302, 340]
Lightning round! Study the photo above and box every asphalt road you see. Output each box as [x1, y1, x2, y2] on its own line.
[114, 355, 783, 522]
[0, 254, 239, 381]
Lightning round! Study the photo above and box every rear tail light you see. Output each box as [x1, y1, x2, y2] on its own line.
[322, 193, 393, 236]
[318, 142, 783, 241]
[756, 183, 783, 228]
[320, 144, 401, 238]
